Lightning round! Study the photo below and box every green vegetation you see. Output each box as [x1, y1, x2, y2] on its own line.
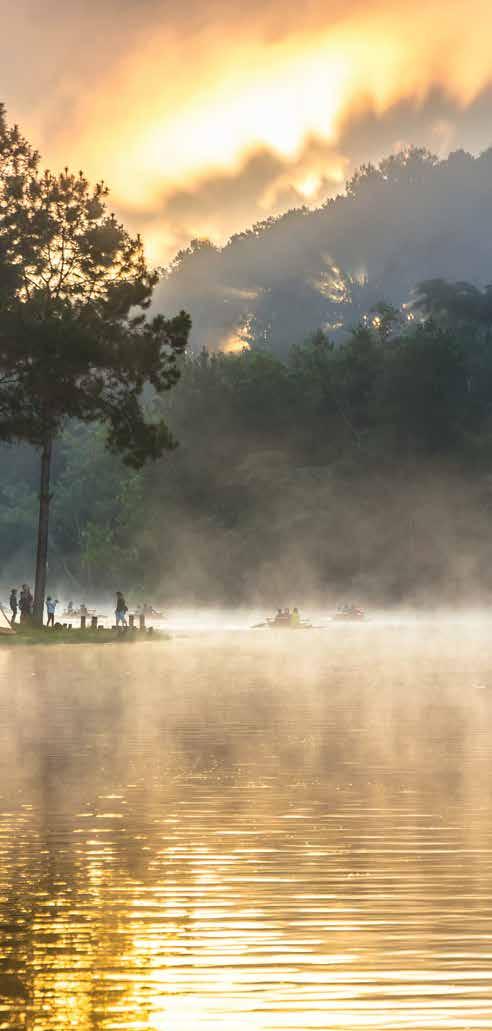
[4, 279, 492, 605]
[1, 627, 169, 646]
[0, 105, 190, 623]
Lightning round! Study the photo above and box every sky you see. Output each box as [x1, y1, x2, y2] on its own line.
[2, 0, 492, 264]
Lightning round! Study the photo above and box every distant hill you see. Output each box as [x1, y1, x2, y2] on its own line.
[154, 146, 492, 354]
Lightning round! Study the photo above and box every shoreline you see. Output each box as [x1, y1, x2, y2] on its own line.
[0, 627, 169, 646]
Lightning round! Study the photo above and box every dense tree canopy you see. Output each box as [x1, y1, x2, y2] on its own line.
[3, 280, 492, 607]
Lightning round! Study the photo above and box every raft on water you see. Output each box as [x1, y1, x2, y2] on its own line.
[252, 616, 316, 630]
[267, 619, 313, 630]
[332, 606, 365, 621]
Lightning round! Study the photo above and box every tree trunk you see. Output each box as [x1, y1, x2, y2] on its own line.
[33, 438, 53, 626]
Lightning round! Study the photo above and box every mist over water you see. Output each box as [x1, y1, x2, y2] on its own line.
[1, 619, 492, 1029]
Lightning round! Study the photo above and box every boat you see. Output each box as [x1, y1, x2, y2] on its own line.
[252, 611, 316, 630]
[267, 618, 313, 629]
[252, 620, 326, 630]
[136, 606, 165, 619]
[333, 604, 365, 621]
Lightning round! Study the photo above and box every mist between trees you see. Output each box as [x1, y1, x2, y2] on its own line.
[3, 285, 492, 608]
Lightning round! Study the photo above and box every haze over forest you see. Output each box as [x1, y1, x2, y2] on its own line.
[3, 132, 492, 604]
[3, 142, 492, 606]
[158, 147, 492, 353]
[4, 0, 492, 607]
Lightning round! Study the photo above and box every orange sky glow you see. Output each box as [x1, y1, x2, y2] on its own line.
[3, 0, 492, 262]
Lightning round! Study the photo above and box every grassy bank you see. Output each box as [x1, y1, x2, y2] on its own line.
[0, 627, 169, 646]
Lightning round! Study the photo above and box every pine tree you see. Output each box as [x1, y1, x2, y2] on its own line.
[0, 105, 190, 624]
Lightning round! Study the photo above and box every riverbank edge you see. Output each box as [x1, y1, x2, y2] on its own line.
[0, 629, 170, 646]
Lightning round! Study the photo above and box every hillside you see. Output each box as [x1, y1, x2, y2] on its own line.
[155, 147, 492, 354]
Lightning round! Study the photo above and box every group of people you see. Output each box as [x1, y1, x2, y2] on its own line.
[273, 607, 301, 626]
[7, 587, 146, 630]
[9, 585, 33, 624]
[135, 601, 161, 617]
[9, 587, 59, 627]
[46, 592, 127, 627]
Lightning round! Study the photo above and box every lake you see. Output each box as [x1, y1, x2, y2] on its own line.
[1, 619, 492, 1029]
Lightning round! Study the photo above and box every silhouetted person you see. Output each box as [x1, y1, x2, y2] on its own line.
[115, 591, 128, 627]
[9, 589, 17, 624]
[19, 584, 33, 623]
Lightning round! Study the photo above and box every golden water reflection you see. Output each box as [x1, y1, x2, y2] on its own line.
[1, 625, 492, 1028]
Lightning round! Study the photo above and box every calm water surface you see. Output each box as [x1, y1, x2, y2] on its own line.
[1, 623, 492, 1029]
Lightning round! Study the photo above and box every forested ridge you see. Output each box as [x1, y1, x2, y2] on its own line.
[4, 279, 492, 606]
[157, 147, 492, 355]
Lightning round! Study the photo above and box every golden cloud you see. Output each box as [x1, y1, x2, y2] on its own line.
[3, 0, 492, 259]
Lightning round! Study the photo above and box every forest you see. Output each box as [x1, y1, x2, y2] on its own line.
[4, 277, 492, 606]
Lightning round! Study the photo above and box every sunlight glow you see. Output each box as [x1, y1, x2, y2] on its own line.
[298, 174, 322, 198]
[117, 47, 351, 210]
[29, 0, 492, 259]
[223, 335, 251, 354]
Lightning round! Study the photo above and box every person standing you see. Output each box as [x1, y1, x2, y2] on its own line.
[19, 585, 34, 623]
[9, 589, 17, 625]
[19, 585, 29, 624]
[115, 592, 128, 627]
[46, 597, 57, 627]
